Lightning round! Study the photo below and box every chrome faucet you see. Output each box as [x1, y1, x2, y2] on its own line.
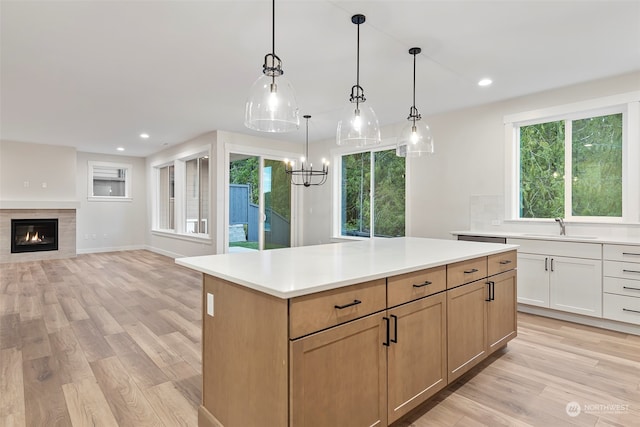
[555, 218, 566, 236]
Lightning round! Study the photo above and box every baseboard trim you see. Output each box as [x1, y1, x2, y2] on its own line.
[518, 304, 640, 336]
[76, 245, 145, 254]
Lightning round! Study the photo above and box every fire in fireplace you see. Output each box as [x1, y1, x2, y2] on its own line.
[11, 218, 59, 253]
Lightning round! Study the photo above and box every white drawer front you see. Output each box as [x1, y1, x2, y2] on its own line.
[603, 293, 640, 326]
[603, 244, 640, 262]
[603, 260, 640, 280]
[603, 277, 640, 297]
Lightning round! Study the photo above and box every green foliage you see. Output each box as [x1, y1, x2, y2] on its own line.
[341, 149, 405, 237]
[519, 113, 622, 218]
[229, 157, 259, 205]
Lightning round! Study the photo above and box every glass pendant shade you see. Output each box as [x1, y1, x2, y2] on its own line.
[245, 72, 299, 132]
[397, 116, 434, 157]
[337, 101, 381, 147]
[397, 47, 434, 157]
[337, 14, 381, 147]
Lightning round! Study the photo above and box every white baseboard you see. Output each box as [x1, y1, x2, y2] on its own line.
[76, 245, 145, 254]
[518, 304, 640, 336]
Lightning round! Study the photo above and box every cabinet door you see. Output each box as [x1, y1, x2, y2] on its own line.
[487, 270, 517, 354]
[550, 256, 602, 317]
[387, 293, 447, 424]
[447, 280, 487, 382]
[290, 312, 387, 427]
[516, 253, 550, 307]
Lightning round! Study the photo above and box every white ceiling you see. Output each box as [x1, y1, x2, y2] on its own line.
[2, 0, 639, 157]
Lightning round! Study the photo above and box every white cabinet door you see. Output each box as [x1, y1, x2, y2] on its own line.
[516, 253, 550, 307]
[550, 256, 602, 317]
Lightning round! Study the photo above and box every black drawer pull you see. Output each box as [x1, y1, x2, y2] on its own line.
[622, 269, 640, 274]
[383, 317, 390, 346]
[413, 281, 432, 288]
[463, 268, 479, 274]
[623, 286, 640, 291]
[622, 308, 640, 314]
[334, 299, 362, 310]
[390, 314, 398, 343]
[622, 252, 640, 256]
[499, 260, 512, 265]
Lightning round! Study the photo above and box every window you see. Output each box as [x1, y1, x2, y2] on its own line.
[88, 161, 132, 200]
[339, 148, 405, 238]
[157, 164, 175, 230]
[185, 156, 209, 234]
[506, 92, 639, 222]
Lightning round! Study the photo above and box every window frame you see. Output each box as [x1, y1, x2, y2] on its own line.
[87, 161, 132, 201]
[151, 146, 212, 241]
[331, 140, 407, 240]
[504, 91, 640, 224]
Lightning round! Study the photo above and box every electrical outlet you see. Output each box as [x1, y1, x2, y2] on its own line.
[23, 181, 29, 188]
[491, 220, 501, 226]
[207, 293, 214, 317]
[41, 182, 47, 188]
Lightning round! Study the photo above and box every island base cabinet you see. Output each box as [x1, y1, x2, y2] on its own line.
[387, 293, 447, 424]
[290, 312, 388, 427]
[447, 280, 487, 383]
[487, 270, 517, 353]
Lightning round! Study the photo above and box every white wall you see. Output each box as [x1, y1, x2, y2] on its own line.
[0, 140, 77, 204]
[303, 71, 640, 245]
[76, 152, 147, 253]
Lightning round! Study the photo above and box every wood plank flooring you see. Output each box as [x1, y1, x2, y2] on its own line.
[1, 250, 639, 426]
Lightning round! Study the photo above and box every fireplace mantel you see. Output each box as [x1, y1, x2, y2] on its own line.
[0, 200, 80, 209]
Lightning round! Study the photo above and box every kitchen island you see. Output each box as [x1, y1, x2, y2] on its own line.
[176, 237, 518, 427]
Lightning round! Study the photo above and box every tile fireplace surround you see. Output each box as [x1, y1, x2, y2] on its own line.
[0, 209, 76, 263]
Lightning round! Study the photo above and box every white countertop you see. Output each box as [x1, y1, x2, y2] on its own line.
[452, 230, 640, 245]
[176, 237, 517, 299]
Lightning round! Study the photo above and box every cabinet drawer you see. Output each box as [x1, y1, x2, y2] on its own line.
[603, 293, 640, 326]
[488, 250, 517, 276]
[603, 277, 640, 297]
[387, 266, 446, 307]
[289, 279, 386, 339]
[603, 244, 640, 262]
[603, 260, 640, 280]
[447, 257, 487, 289]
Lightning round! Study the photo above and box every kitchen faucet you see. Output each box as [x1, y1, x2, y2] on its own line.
[555, 217, 566, 236]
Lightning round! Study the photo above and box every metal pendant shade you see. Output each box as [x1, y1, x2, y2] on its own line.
[397, 47, 434, 157]
[285, 115, 329, 187]
[336, 14, 381, 147]
[244, 0, 299, 133]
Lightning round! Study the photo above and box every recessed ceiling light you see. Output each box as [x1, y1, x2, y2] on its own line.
[140, 133, 150, 139]
[117, 147, 125, 151]
[478, 78, 493, 87]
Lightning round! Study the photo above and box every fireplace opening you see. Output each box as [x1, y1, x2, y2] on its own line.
[11, 218, 59, 253]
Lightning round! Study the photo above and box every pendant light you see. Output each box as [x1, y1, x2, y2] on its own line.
[285, 115, 328, 187]
[396, 47, 434, 157]
[244, 0, 299, 133]
[336, 14, 381, 147]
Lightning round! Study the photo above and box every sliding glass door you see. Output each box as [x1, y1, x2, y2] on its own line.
[228, 153, 292, 252]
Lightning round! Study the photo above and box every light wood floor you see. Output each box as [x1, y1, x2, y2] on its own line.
[1, 250, 639, 427]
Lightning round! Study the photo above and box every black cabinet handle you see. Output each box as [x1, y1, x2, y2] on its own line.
[622, 252, 640, 256]
[464, 268, 479, 274]
[623, 308, 640, 314]
[486, 282, 492, 302]
[623, 269, 640, 274]
[486, 281, 495, 302]
[390, 314, 398, 343]
[383, 317, 390, 346]
[545, 257, 548, 271]
[334, 299, 361, 310]
[413, 280, 432, 288]
[499, 260, 512, 265]
[550, 258, 554, 272]
[623, 286, 640, 291]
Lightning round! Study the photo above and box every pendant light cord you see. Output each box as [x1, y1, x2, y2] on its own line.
[305, 116, 310, 159]
[271, 0, 275, 57]
[412, 52, 416, 109]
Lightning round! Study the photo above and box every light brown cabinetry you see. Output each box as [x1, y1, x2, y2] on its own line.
[290, 312, 388, 427]
[199, 251, 517, 427]
[387, 292, 447, 423]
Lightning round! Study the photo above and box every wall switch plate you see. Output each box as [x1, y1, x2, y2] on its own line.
[207, 293, 214, 317]
[491, 220, 501, 226]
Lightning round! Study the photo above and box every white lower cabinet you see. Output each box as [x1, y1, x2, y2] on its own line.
[603, 244, 640, 326]
[508, 239, 602, 317]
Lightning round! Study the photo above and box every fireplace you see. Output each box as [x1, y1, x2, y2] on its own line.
[11, 218, 58, 253]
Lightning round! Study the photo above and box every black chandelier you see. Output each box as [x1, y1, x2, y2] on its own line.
[285, 115, 328, 187]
